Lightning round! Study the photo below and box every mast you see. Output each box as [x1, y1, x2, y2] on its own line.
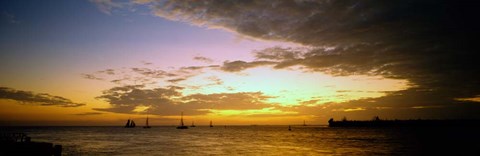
[180, 112, 184, 126]
[146, 115, 149, 127]
[176, 111, 188, 129]
[125, 119, 130, 127]
[144, 114, 152, 128]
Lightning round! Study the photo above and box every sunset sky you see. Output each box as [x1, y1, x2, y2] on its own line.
[1, 0, 479, 126]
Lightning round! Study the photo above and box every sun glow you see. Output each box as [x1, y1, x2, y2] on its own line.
[178, 67, 410, 107]
[208, 107, 297, 116]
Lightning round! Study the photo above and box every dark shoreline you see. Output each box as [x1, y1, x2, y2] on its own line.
[328, 118, 480, 127]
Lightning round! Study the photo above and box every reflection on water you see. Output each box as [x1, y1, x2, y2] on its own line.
[2, 126, 480, 155]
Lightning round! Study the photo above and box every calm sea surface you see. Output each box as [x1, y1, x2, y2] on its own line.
[2, 126, 480, 155]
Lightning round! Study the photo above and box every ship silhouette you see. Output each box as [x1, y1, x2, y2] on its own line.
[124, 119, 136, 128]
[143, 115, 151, 128]
[328, 116, 480, 127]
[176, 112, 188, 129]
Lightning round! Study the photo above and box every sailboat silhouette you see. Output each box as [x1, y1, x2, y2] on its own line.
[125, 119, 136, 128]
[176, 112, 188, 129]
[190, 121, 196, 127]
[209, 120, 213, 127]
[143, 115, 151, 128]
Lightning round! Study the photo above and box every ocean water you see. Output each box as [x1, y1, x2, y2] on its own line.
[2, 126, 480, 155]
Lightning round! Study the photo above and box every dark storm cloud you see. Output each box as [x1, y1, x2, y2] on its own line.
[153, 0, 479, 45]
[0, 87, 85, 107]
[94, 85, 276, 115]
[149, 0, 480, 118]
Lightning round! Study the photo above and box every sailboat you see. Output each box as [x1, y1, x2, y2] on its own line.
[190, 121, 196, 127]
[176, 112, 188, 129]
[209, 120, 213, 127]
[303, 120, 307, 126]
[125, 119, 136, 128]
[143, 115, 151, 128]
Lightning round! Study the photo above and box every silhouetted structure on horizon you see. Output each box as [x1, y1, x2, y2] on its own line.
[1, 132, 62, 156]
[125, 119, 136, 128]
[209, 120, 213, 127]
[176, 112, 188, 129]
[328, 116, 480, 127]
[143, 115, 151, 129]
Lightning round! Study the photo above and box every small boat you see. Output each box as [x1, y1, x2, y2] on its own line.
[143, 115, 151, 128]
[125, 119, 136, 128]
[190, 121, 196, 127]
[209, 120, 213, 127]
[176, 112, 188, 129]
[303, 120, 307, 126]
[288, 125, 292, 131]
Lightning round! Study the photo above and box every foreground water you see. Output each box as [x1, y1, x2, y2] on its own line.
[2, 126, 480, 155]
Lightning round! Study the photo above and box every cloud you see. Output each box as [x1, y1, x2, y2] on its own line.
[333, 107, 366, 112]
[167, 78, 186, 83]
[74, 112, 104, 116]
[82, 61, 222, 86]
[141, 61, 153, 65]
[131, 67, 170, 78]
[209, 107, 297, 117]
[145, 0, 480, 119]
[205, 76, 223, 85]
[193, 56, 214, 63]
[98, 69, 115, 75]
[89, 0, 124, 15]
[131, 0, 153, 5]
[182, 92, 274, 110]
[81, 73, 104, 80]
[0, 87, 85, 107]
[220, 60, 276, 72]
[84, 1, 480, 120]
[94, 85, 278, 115]
[82, 66, 183, 85]
[179, 66, 208, 71]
